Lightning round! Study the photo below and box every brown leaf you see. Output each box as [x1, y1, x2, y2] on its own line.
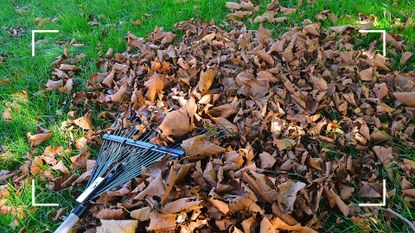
[259, 152, 276, 169]
[359, 182, 381, 198]
[260, 216, 276, 233]
[227, 11, 252, 20]
[324, 188, 349, 216]
[0, 170, 16, 182]
[2, 107, 12, 122]
[27, 126, 52, 147]
[70, 150, 90, 169]
[106, 183, 130, 197]
[110, 83, 127, 103]
[275, 139, 296, 151]
[277, 181, 306, 213]
[373, 54, 390, 71]
[393, 92, 415, 106]
[46, 79, 63, 91]
[147, 211, 176, 231]
[303, 23, 320, 36]
[134, 161, 177, 203]
[403, 158, 415, 171]
[159, 108, 192, 139]
[273, 16, 288, 24]
[257, 50, 274, 65]
[372, 146, 394, 169]
[223, 151, 244, 171]
[198, 69, 215, 92]
[73, 112, 93, 130]
[52, 208, 66, 221]
[310, 76, 328, 91]
[339, 185, 355, 200]
[52, 161, 69, 174]
[228, 196, 262, 214]
[400, 51, 412, 64]
[373, 83, 388, 100]
[130, 206, 151, 221]
[102, 71, 115, 87]
[58, 78, 73, 94]
[243, 170, 278, 203]
[209, 197, 229, 214]
[161, 198, 202, 214]
[211, 117, 238, 132]
[280, 7, 297, 15]
[208, 103, 238, 118]
[225, 2, 241, 10]
[271, 217, 318, 232]
[144, 74, 166, 101]
[96, 220, 138, 233]
[258, 23, 272, 44]
[30, 157, 43, 176]
[181, 135, 226, 160]
[59, 64, 79, 71]
[359, 68, 374, 81]
[242, 216, 256, 233]
[161, 32, 176, 45]
[216, 218, 236, 231]
[96, 209, 126, 220]
[75, 137, 88, 150]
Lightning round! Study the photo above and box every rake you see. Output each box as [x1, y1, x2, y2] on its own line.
[54, 112, 235, 233]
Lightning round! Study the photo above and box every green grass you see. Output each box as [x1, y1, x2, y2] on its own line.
[0, 0, 414, 232]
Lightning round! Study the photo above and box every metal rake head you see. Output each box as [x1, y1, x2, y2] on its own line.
[53, 111, 241, 233]
[78, 112, 241, 204]
[79, 113, 181, 203]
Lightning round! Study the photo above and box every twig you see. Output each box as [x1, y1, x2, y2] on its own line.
[383, 207, 415, 232]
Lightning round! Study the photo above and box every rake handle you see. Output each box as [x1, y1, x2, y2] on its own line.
[54, 204, 88, 233]
[54, 213, 79, 233]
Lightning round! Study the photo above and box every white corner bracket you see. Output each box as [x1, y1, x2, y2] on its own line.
[358, 179, 387, 207]
[32, 179, 59, 207]
[358, 29, 386, 57]
[31, 30, 59, 57]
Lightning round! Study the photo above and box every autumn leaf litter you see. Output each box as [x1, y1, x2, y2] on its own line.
[1, 0, 415, 232]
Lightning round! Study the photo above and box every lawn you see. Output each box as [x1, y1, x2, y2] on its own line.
[0, 0, 414, 232]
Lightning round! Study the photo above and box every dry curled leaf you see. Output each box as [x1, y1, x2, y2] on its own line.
[359, 68, 374, 81]
[198, 69, 215, 92]
[209, 197, 229, 214]
[393, 92, 415, 106]
[181, 135, 226, 160]
[52, 161, 70, 174]
[243, 170, 278, 203]
[159, 108, 192, 139]
[96, 209, 126, 220]
[73, 112, 93, 130]
[147, 211, 176, 232]
[400, 51, 412, 65]
[58, 79, 73, 94]
[227, 11, 253, 20]
[70, 150, 90, 169]
[130, 206, 151, 221]
[30, 157, 44, 176]
[46, 79, 63, 91]
[260, 217, 276, 233]
[225, 2, 242, 10]
[97, 220, 138, 233]
[59, 64, 79, 71]
[27, 126, 52, 147]
[144, 74, 166, 101]
[2, 107, 12, 122]
[277, 181, 306, 213]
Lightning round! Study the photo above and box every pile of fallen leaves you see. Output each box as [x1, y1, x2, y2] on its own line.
[2, 0, 415, 232]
